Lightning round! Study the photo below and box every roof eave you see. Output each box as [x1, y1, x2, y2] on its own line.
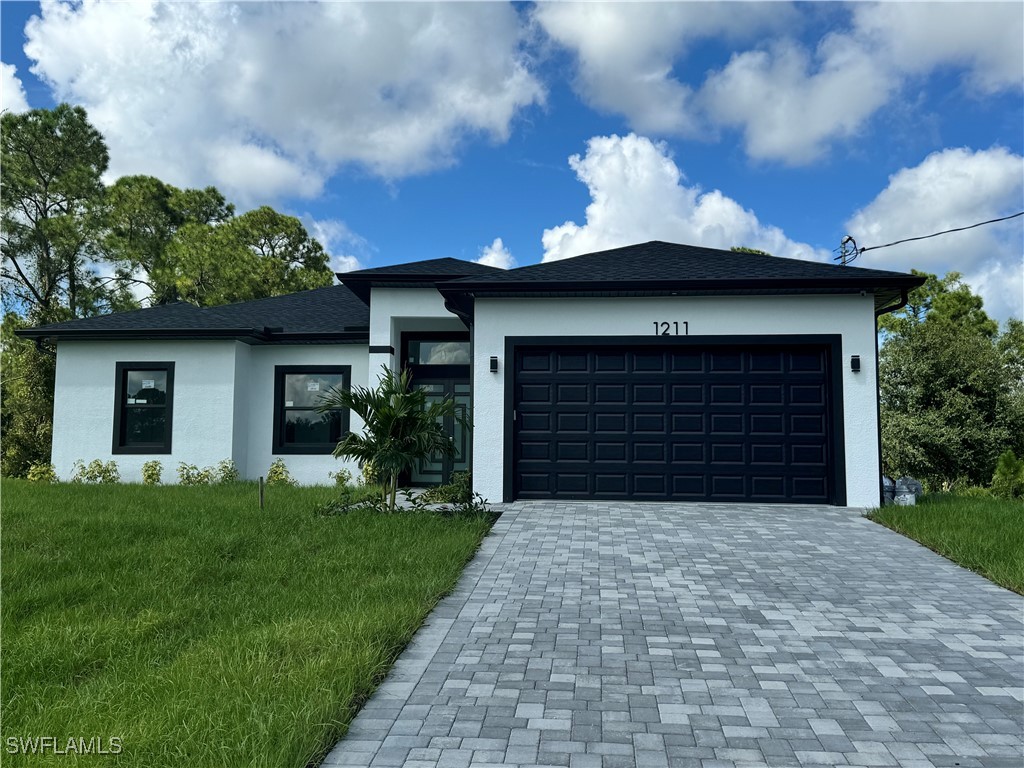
[15, 327, 370, 345]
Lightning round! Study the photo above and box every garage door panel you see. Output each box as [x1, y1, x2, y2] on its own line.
[711, 443, 745, 464]
[710, 383, 744, 404]
[556, 352, 588, 372]
[557, 412, 588, 432]
[633, 413, 666, 432]
[750, 384, 784, 404]
[633, 383, 666, 403]
[750, 444, 785, 464]
[672, 442, 704, 462]
[672, 413, 704, 433]
[514, 344, 833, 503]
[595, 442, 627, 462]
[672, 474, 706, 495]
[633, 475, 667, 495]
[594, 413, 626, 432]
[556, 442, 589, 461]
[751, 476, 786, 497]
[710, 413, 744, 434]
[520, 352, 552, 372]
[595, 384, 627, 402]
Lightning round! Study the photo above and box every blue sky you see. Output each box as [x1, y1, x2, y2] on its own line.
[2, 1, 1022, 319]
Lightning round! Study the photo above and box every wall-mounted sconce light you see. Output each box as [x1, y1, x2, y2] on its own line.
[850, 355, 861, 373]
[490, 356, 499, 373]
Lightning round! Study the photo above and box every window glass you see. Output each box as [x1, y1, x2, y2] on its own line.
[274, 366, 350, 454]
[124, 370, 168, 405]
[114, 363, 173, 453]
[282, 373, 346, 408]
[407, 340, 470, 365]
[284, 410, 342, 445]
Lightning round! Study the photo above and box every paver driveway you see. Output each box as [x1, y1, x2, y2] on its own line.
[323, 502, 1023, 768]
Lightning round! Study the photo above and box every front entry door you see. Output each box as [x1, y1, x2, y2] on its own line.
[410, 379, 471, 486]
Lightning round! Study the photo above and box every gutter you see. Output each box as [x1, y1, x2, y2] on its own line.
[13, 327, 370, 345]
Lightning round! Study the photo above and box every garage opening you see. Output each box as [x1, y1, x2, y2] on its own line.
[511, 340, 842, 503]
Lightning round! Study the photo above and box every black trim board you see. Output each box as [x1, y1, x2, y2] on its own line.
[112, 361, 175, 455]
[369, 345, 395, 355]
[501, 335, 847, 505]
[272, 365, 352, 455]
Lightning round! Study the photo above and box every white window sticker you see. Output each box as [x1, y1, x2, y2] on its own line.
[285, 400, 294, 407]
[142, 379, 155, 389]
[127, 398, 136, 404]
[307, 381, 320, 392]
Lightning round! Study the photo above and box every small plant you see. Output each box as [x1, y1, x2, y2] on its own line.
[71, 459, 121, 484]
[266, 458, 296, 487]
[178, 462, 215, 486]
[329, 468, 353, 487]
[215, 458, 240, 483]
[142, 460, 163, 485]
[360, 460, 380, 486]
[957, 485, 994, 498]
[420, 471, 472, 504]
[991, 450, 1024, 499]
[26, 462, 58, 484]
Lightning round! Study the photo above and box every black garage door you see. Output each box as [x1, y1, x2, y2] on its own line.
[513, 343, 836, 503]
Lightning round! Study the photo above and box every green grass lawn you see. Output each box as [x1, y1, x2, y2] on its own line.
[0, 480, 494, 767]
[869, 493, 1024, 594]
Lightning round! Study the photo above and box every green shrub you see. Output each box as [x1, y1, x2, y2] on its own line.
[956, 485, 994, 498]
[141, 460, 163, 485]
[329, 468, 353, 487]
[26, 462, 58, 484]
[215, 459, 240, 483]
[266, 458, 295, 487]
[177, 463, 215, 486]
[71, 459, 120, 484]
[360, 460, 380, 486]
[420, 471, 472, 504]
[991, 450, 1024, 499]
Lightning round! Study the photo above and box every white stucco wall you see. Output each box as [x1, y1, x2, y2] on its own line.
[52, 340, 239, 483]
[367, 287, 466, 383]
[51, 339, 368, 485]
[471, 293, 880, 508]
[241, 344, 368, 485]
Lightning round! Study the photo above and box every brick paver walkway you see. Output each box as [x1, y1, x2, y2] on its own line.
[322, 502, 1024, 768]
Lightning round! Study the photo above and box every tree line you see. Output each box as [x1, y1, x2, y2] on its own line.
[2, 105, 1022, 491]
[1, 105, 333, 475]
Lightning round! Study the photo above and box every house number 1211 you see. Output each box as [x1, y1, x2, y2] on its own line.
[653, 321, 688, 335]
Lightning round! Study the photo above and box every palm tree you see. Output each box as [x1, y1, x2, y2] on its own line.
[318, 365, 459, 512]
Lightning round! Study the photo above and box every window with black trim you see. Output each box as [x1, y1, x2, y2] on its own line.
[273, 365, 351, 454]
[113, 362, 174, 454]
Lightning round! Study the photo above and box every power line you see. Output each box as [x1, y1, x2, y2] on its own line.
[835, 211, 1024, 265]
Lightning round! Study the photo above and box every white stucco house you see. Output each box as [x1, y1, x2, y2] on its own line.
[19, 241, 925, 507]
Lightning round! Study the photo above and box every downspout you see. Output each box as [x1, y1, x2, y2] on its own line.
[873, 288, 907, 507]
[34, 337, 57, 358]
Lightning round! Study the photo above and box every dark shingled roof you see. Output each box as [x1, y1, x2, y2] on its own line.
[338, 257, 502, 303]
[439, 241, 925, 316]
[450, 241, 919, 286]
[340, 257, 501, 278]
[16, 284, 370, 343]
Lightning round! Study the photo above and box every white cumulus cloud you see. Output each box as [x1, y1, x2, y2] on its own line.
[700, 36, 895, 165]
[304, 216, 369, 275]
[536, 3, 1022, 165]
[541, 134, 826, 264]
[23, 0, 544, 202]
[1, 63, 30, 114]
[476, 237, 516, 270]
[846, 146, 1024, 321]
[533, 2, 790, 135]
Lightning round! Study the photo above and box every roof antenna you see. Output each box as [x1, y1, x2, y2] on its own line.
[833, 235, 859, 266]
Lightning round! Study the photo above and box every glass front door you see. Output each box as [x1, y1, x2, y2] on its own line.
[409, 379, 471, 486]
